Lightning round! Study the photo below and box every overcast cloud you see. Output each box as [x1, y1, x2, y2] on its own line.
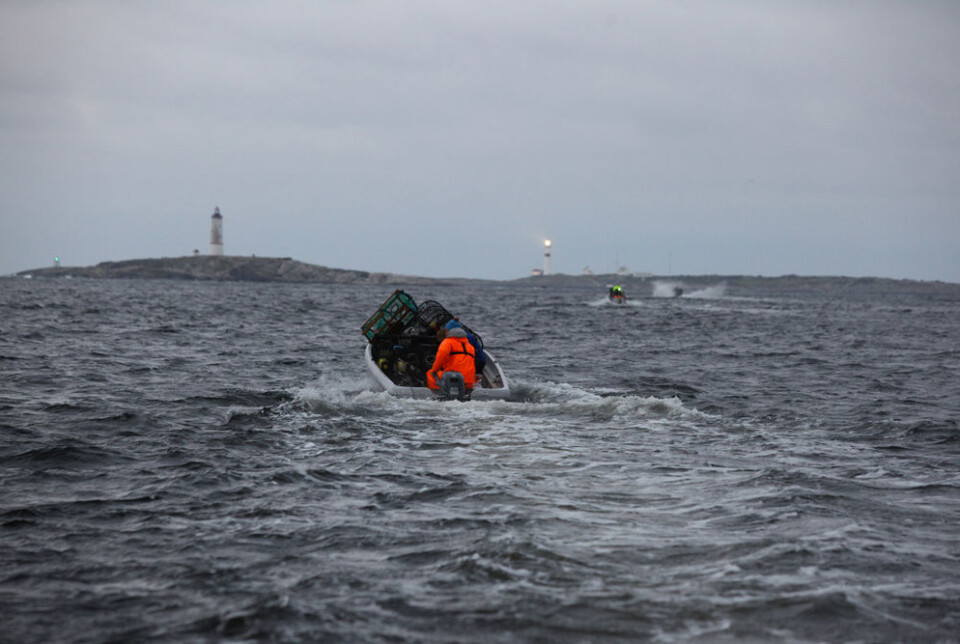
[2, 1, 958, 281]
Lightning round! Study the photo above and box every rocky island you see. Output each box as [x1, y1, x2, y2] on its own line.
[16, 255, 457, 285]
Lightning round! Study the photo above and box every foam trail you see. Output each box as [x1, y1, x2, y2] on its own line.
[652, 280, 685, 298]
[652, 280, 727, 299]
[588, 297, 643, 308]
[687, 283, 727, 299]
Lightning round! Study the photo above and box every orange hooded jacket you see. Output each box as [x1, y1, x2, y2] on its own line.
[427, 328, 476, 389]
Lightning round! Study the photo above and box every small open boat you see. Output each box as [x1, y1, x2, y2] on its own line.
[361, 290, 510, 400]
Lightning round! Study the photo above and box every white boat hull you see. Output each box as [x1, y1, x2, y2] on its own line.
[364, 343, 510, 400]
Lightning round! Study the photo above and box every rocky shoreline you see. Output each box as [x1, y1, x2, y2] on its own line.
[12, 255, 960, 298]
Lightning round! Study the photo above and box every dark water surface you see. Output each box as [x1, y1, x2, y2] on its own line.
[2, 278, 958, 642]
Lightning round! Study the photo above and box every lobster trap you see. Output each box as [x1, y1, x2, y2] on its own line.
[361, 290, 419, 342]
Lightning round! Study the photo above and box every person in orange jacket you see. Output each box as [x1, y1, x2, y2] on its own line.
[427, 325, 476, 390]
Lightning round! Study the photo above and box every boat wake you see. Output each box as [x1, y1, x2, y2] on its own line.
[685, 283, 728, 298]
[286, 375, 711, 426]
[652, 280, 727, 298]
[588, 297, 643, 308]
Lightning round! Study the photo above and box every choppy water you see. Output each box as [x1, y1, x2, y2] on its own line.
[2, 277, 959, 643]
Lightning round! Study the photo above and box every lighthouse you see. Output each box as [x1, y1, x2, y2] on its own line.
[209, 207, 224, 256]
[543, 239, 552, 276]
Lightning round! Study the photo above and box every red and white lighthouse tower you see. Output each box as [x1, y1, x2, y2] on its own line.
[209, 207, 224, 256]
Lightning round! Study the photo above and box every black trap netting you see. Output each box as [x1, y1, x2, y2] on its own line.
[366, 297, 483, 388]
[366, 300, 451, 387]
[415, 300, 483, 347]
[411, 300, 454, 335]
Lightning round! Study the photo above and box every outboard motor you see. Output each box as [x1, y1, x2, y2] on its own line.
[438, 371, 470, 401]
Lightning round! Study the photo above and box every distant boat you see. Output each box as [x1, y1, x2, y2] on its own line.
[361, 290, 510, 400]
[607, 285, 627, 304]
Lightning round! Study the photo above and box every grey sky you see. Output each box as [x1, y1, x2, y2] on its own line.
[2, 1, 958, 281]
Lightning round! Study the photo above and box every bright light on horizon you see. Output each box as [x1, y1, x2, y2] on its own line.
[544, 239, 552, 248]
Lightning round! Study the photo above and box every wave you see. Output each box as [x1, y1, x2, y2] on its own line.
[0, 444, 132, 468]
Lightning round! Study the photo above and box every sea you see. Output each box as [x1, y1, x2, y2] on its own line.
[2, 276, 958, 643]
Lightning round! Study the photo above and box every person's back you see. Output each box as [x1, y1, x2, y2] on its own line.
[444, 319, 486, 374]
[428, 327, 476, 390]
